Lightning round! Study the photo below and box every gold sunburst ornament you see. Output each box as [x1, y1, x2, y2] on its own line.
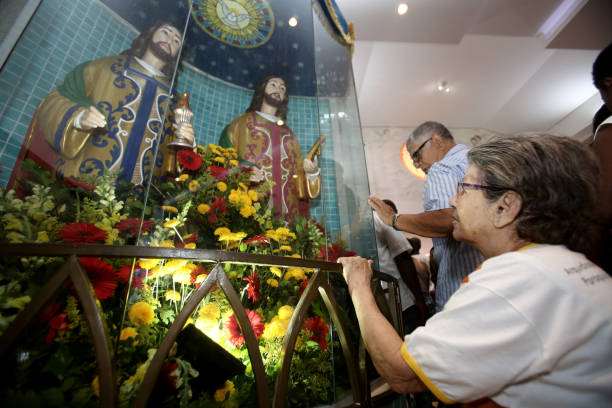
[191, 0, 275, 48]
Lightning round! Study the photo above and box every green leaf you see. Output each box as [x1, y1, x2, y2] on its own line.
[40, 388, 65, 407]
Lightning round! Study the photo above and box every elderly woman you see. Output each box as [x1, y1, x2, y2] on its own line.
[339, 135, 612, 407]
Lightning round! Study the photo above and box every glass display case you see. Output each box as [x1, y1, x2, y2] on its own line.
[0, 1, 390, 407]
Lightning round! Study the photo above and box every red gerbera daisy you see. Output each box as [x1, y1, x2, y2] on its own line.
[79, 257, 118, 300]
[116, 218, 154, 235]
[60, 222, 107, 244]
[302, 316, 329, 350]
[177, 149, 203, 171]
[161, 361, 179, 389]
[243, 270, 262, 303]
[225, 309, 264, 348]
[299, 279, 310, 297]
[117, 264, 145, 289]
[46, 312, 69, 344]
[208, 196, 227, 224]
[208, 165, 229, 179]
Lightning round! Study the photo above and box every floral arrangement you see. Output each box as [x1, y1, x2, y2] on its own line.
[0, 144, 358, 407]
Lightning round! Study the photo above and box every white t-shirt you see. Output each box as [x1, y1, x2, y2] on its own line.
[374, 212, 415, 310]
[401, 244, 612, 407]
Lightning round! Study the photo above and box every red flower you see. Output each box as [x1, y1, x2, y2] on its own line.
[225, 309, 264, 348]
[208, 165, 229, 179]
[79, 257, 118, 300]
[177, 149, 203, 171]
[46, 312, 68, 344]
[116, 218, 155, 235]
[208, 196, 227, 224]
[60, 222, 107, 244]
[63, 177, 95, 191]
[190, 264, 208, 285]
[302, 316, 329, 350]
[299, 279, 310, 297]
[117, 264, 145, 289]
[161, 362, 179, 389]
[243, 270, 262, 303]
[318, 243, 356, 263]
[244, 235, 270, 245]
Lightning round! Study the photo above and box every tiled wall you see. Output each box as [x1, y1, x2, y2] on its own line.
[0, 0, 340, 237]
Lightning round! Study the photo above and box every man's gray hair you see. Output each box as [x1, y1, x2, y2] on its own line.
[468, 135, 600, 254]
[407, 121, 454, 145]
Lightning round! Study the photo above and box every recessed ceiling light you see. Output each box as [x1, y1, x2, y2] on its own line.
[437, 80, 451, 93]
[397, 3, 408, 15]
[288, 17, 298, 27]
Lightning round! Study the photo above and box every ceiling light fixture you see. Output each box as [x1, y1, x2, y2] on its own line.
[397, 3, 408, 16]
[437, 80, 451, 93]
[288, 17, 298, 27]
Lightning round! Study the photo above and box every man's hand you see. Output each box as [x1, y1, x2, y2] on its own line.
[79, 106, 106, 130]
[368, 195, 395, 227]
[303, 156, 319, 174]
[337, 256, 374, 295]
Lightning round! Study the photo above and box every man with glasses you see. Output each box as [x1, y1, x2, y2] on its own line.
[341, 135, 611, 407]
[369, 121, 483, 312]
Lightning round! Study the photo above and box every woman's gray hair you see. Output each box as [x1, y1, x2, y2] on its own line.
[468, 135, 600, 254]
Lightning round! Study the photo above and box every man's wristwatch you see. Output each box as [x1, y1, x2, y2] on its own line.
[391, 213, 400, 230]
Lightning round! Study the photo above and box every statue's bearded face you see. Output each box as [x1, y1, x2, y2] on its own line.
[263, 77, 287, 107]
[149, 25, 182, 62]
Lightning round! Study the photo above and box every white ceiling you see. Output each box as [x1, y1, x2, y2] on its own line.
[335, 0, 612, 136]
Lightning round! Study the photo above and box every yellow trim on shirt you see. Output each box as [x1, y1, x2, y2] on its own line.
[517, 243, 538, 251]
[400, 343, 456, 404]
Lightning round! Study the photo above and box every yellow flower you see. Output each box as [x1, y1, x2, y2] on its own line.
[239, 205, 256, 218]
[248, 190, 258, 201]
[269, 266, 282, 277]
[217, 181, 227, 192]
[159, 241, 175, 248]
[139, 258, 160, 270]
[6, 231, 24, 243]
[214, 380, 235, 402]
[277, 305, 294, 321]
[177, 174, 189, 182]
[36, 231, 50, 243]
[196, 144, 206, 151]
[238, 182, 247, 191]
[162, 205, 179, 213]
[173, 267, 192, 284]
[263, 319, 287, 338]
[184, 242, 196, 249]
[284, 268, 307, 281]
[164, 219, 180, 228]
[214, 227, 231, 236]
[198, 304, 220, 322]
[120, 327, 138, 344]
[289, 254, 302, 258]
[188, 180, 200, 192]
[164, 259, 188, 272]
[214, 156, 226, 164]
[128, 302, 155, 326]
[92, 376, 100, 398]
[266, 278, 279, 287]
[164, 290, 181, 302]
[279, 245, 292, 251]
[229, 159, 239, 167]
[197, 203, 210, 214]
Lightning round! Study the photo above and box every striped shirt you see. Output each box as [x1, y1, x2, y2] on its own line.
[423, 144, 484, 312]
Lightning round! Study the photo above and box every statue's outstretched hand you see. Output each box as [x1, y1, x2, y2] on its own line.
[303, 156, 319, 174]
[173, 123, 195, 146]
[79, 106, 106, 130]
[249, 166, 266, 183]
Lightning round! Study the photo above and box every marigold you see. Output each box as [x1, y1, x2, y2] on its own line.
[37, 231, 50, 243]
[279, 245, 292, 251]
[214, 156, 226, 164]
[128, 302, 155, 326]
[214, 380, 235, 402]
[278, 305, 295, 321]
[239, 205, 256, 218]
[188, 180, 200, 192]
[184, 242, 196, 249]
[198, 304, 220, 322]
[197, 203, 210, 214]
[248, 190, 258, 201]
[164, 290, 181, 302]
[269, 266, 283, 277]
[217, 181, 227, 192]
[162, 205, 179, 213]
[120, 327, 138, 343]
[177, 174, 190, 182]
[229, 159, 239, 167]
[266, 278, 279, 287]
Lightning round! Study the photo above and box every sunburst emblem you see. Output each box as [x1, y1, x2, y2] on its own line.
[191, 0, 274, 48]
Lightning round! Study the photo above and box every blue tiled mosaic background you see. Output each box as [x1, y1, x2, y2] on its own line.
[0, 0, 342, 237]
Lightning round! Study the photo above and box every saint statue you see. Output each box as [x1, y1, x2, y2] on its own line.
[8, 22, 194, 189]
[219, 76, 323, 221]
